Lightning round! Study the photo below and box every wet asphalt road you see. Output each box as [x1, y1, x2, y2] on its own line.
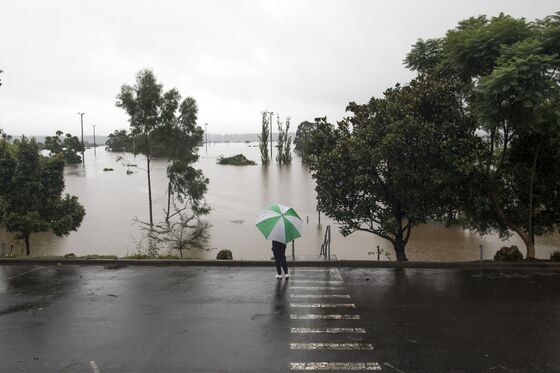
[0, 265, 559, 373]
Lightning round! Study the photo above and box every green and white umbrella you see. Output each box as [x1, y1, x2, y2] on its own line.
[256, 203, 303, 244]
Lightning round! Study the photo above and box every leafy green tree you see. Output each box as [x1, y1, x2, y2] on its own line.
[44, 130, 84, 164]
[105, 129, 134, 152]
[294, 120, 314, 160]
[312, 75, 475, 261]
[303, 117, 338, 167]
[116, 69, 166, 228]
[258, 111, 270, 164]
[153, 93, 209, 221]
[406, 12, 560, 258]
[276, 116, 292, 165]
[0, 137, 85, 255]
[117, 70, 208, 252]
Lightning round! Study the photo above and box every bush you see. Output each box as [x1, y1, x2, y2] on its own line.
[216, 249, 233, 260]
[551, 251, 560, 262]
[494, 245, 523, 261]
[216, 154, 256, 166]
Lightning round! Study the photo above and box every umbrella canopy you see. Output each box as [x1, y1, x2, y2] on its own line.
[256, 203, 303, 244]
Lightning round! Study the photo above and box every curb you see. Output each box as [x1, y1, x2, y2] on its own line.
[0, 258, 559, 269]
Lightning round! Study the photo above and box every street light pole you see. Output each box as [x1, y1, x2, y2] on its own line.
[269, 111, 274, 161]
[205, 123, 208, 153]
[77, 112, 85, 164]
[91, 125, 97, 155]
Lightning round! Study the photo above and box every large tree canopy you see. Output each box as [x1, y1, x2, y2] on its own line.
[312, 74, 475, 260]
[0, 137, 85, 255]
[405, 12, 560, 259]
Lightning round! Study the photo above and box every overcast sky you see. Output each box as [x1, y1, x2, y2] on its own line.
[0, 1, 557, 136]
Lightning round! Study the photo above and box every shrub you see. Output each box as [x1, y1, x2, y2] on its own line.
[551, 251, 560, 262]
[216, 249, 233, 260]
[216, 154, 256, 166]
[494, 245, 523, 261]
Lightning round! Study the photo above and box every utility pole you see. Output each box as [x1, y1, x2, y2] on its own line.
[91, 124, 97, 155]
[269, 111, 274, 161]
[77, 112, 85, 165]
[205, 123, 208, 153]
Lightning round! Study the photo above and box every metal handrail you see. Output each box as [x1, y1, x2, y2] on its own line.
[320, 225, 331, 260]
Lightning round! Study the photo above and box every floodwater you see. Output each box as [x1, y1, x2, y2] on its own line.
[1, 143, 558, 260]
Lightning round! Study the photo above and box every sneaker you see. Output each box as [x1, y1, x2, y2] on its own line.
[284, 274, 290, 279]
[275, 274, 282, 279]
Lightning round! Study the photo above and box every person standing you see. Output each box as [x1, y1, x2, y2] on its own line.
[272, 240, 289, 279]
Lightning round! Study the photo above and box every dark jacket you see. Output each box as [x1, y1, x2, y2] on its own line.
[272, 240, 286, 251]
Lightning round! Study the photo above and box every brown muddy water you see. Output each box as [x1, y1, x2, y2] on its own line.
[1, 143, 558, 260]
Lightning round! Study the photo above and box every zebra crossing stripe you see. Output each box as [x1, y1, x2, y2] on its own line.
[290, 328, 366, 334]
[290, 286, 345, 290]
[290, 314, 360, 320]
[290, 362, 382, 371]
[290, 303, 355, 308]
[290, 280, 344, 284]
[291, 294, 351, 299]
[290, 343, 373, 350]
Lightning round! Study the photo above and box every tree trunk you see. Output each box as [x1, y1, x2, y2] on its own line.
[24, 235, 30, 256]
[490, 196, 533, 259]
[166, 182, 172, 222]
[527, 142, 541, 259]
[392, 201, 408, 261]
[145, 133, 153, 228]
[393, 238, 408, 261]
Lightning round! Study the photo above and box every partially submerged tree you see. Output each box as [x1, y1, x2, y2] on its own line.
[406, 12, 560, 258]
[276, 116, 292, 165]
[312, 75, 475, 261]
[258, 111, 270, 164]
[0, 137, 85, 255]
[105, 129, 134, 152]
[117, 70, 209, 257]
[44, 130, 84, 164]
[116, 69, 165, 228]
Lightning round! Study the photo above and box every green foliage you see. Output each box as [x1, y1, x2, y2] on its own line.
[116, 70, 209, 227]
[276, 117, 292, 164]
[312, 74, 475, 261]
[217, 154, 256, 166]
[0, 137, 85, 255]
[105, 129, 134, 152]
[216, 249, 233, 260]
[44, 130, 84, 164]
[295, 117, 337, 166]
[406, 12, 560, 259]
[493, 245, 523, 261]
[550, 251, 560, 261]
[258, 111, 270, 164]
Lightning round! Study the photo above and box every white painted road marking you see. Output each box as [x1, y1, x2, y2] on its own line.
[290, 286, 345, 290]
[291, 294, 351, 299]
[8, 266, 43, 280]
[290, 343, 374, 350]
[90, 360, 100, 373]
[291, 280, 344, 284]
[290, 303, 356, 308]
[290, 362, 382, 370]
[290, 314, 360, 320]
[291, 328, 367, 334]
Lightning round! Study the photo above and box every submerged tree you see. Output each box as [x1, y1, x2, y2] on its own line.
[44, 130, 84, 164]
[116, 69, 165, 228]
[105, 129, 134, 152]
[0, 137, 85, 255]
[258, 111, 270, 164]
[276, 116, 292, 165]
[312, 75, 475, 261]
